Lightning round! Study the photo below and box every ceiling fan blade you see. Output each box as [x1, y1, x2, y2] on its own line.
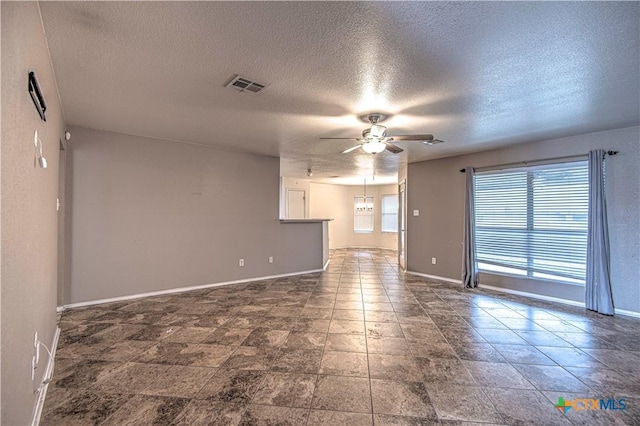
[341, 144, 363, 154]
[320, 137, 362, 141]
[384, 142, 404, 154]
[388, 134, 434, 142]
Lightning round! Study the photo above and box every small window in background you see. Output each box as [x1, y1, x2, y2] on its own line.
[354, 195, 374, 233]
[381, 194, 398, 233]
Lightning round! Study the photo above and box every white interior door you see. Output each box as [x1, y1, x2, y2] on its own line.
[286, 188, 306, 219]
[399, 181, 406, 270]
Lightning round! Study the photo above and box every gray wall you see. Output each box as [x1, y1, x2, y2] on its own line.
[1, 2, 66, 424]
[67, 127, 323, 305]
[407, 126, 640, 314]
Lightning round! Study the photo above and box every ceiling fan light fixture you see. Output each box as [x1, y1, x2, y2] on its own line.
[362, 140, 386, 154]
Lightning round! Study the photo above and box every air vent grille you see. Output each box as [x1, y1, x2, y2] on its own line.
[226, 75, 267, 94]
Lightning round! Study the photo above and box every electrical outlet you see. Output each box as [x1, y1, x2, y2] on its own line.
[413, 209, 420, 216]
[268, 256, 273, 264]
[239, 259, 244, 267]
[432, 257, 437, 265]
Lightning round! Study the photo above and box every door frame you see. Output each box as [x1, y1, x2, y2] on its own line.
[398, 179, 407, 270]
[57, 139, 67, 306]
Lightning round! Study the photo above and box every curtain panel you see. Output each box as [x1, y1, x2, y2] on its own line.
[585, 149, 614, 315]
[462, 166, 478, 288]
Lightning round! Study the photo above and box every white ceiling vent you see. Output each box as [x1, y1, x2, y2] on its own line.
[226, 75, 267, 94]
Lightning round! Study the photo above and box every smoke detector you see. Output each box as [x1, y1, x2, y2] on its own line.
[226, 75, 267, 94]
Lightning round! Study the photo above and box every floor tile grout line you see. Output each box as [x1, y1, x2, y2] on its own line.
[467, 312, 604, 395]
[360, 255, 377, 424]
[306, 262, 346, 425]
[427, 286, 602, 419]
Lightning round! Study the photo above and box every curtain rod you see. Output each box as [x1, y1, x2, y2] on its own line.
[459, 150, 618, 173]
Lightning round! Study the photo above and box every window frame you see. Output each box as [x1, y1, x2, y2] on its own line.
[473, 160, 588, 286]
[380, 194, 398, 233]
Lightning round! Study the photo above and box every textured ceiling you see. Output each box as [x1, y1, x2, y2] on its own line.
[39, 2, 639, 184]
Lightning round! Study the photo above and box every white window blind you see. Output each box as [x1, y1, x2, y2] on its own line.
[474, 161, 588, 284]
[354, 196, 374, 233]
[381, 194, 398, 233]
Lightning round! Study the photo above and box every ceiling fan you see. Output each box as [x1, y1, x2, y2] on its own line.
[320, 113, 444, 154]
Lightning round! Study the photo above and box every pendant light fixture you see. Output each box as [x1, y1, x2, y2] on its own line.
[356, 178, 373, 211]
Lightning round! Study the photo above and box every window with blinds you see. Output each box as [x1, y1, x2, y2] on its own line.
[354, 196, 374, 233]
[474, 161, 588, 285]
[381, 194, 398, 233]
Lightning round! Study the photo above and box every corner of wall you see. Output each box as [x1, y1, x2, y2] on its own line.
[1, 2, 66, 423]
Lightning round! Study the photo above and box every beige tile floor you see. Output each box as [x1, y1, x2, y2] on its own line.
[42, 249, 640, 425]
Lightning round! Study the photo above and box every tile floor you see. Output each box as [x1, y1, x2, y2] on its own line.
[42, 249, 640, 425]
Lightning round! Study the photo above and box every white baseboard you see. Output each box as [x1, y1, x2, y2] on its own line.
[478, 284, 586, 308]
[31, 327, 61, 426]
[332, 246, 397, 251]
[59, 269, 323, 310]
[614, 308, 640, 319]
[405, 270, 462, 285]
[403, 272, 640, 318]
[478, 284, 640, 318]
[323, 259, 331, 271]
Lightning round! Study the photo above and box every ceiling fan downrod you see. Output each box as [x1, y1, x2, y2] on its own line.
[359, 112, 389, 124]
